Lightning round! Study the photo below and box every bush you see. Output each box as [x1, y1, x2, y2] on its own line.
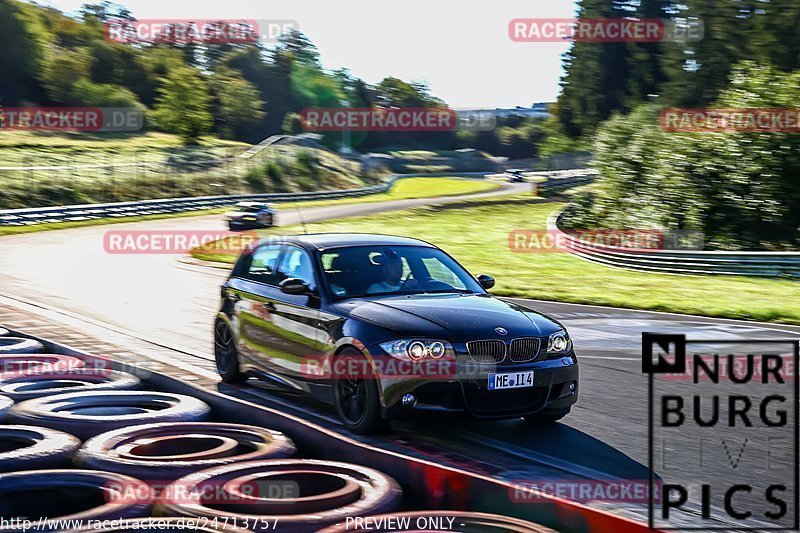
[71, 79, 144, 109]
[571, 63, 800, 251]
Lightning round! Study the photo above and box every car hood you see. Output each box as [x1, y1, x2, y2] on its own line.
[334, 293, 564, 340]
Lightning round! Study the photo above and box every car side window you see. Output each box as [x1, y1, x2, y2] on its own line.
[276, 246, 317, 291]
[243, 244, 282, 284]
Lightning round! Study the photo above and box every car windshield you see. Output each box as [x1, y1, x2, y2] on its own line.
[237, 204, 263, 213]
[321, 245, 484, 298]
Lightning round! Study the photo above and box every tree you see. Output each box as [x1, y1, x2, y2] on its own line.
[39, 47, 91, 103]
[282, 112, 303, 134]
[0, 0, 44, 104]
[375, 77, 437, 108]
[212, 69, 266, 141]
[153, 66, 213, 142]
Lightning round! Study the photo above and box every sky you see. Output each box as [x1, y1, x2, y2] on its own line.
[30, 0, 578, 109]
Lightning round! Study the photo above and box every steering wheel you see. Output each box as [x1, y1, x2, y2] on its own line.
[403, 274, 452, 291]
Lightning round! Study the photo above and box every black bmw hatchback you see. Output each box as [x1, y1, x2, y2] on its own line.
[214, 234, 578, 433]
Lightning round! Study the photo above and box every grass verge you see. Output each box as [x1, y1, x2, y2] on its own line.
[275, 177, 499, 209]
[0, 177, 497, 238]
[0, 208, 230, 237]
[192, 193, 800, 324]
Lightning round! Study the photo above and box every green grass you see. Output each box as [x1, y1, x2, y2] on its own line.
[0, 177, 497, 238]
[0, 208, 230, 237]
[0, 131, 247, 166]
[275, 177, 499, 209]
[0, 131, 372, 209]
[193, 194, 800, 324]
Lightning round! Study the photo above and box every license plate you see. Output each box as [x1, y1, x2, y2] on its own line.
[487, 370, 535, 391]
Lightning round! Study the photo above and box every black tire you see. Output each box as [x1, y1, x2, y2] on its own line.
[0, 337, 45, 355]
[0, 354, 85, 377]
[319, 511, 557, 532]
[160, 459, 401, 530]
[0, 425, 81, 472]
[77, 422, 296, 481]
[523, 407, 571, 424]
[7, 390, 212, 440]
[214, 321, 246, 384]
[0, 369, 141, 401]
[62, 518, 254, 532]
[333, 348, 389, 434]
[0, 470, 152, 530]
[0, 394, 11, 420]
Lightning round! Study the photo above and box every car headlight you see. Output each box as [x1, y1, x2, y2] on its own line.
[379, 339, 455, 361]
[547, 331, 571, 354]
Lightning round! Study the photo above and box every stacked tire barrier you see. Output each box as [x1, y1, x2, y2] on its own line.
[76, 423, 297, 480]
[0, 326, 635, 532]
[550, 208, 800, 278]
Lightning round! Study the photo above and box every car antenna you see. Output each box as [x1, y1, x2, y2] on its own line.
[294, 201, 309, 235]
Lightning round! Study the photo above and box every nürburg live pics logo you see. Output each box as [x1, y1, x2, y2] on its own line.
[643, 332, 799, 530]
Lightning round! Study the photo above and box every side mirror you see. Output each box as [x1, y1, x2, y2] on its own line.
[280, 278, 312, 295]
[477, 274, 495, 290]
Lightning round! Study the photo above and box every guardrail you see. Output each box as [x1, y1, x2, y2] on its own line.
[549, 208, 800, 279]
[0, 188, 383, 226]
[0, 176, 416, 227]
[535, 170, 597, 194]
[0, 170, 593, 227]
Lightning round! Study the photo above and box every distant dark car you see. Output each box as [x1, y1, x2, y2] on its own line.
[505, 169, 526, 182]
[214, 234, 578, 433]
[225, 202, 276, 230]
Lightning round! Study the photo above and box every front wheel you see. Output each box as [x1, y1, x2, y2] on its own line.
[523, 407, 571, 424]
[333, 348, 388, 434]
[214, 321, 246, 384]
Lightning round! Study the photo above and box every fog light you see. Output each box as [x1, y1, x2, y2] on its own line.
[569, 382, 576, 392]
[402, 393, 416, 406]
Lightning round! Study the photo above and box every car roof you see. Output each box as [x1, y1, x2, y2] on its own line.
[236, 201, 269, 207]
[256, 233, 436, 251]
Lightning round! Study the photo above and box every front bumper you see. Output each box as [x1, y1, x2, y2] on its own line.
[228, 218, 258, 228]
[375, 349, 579, 420]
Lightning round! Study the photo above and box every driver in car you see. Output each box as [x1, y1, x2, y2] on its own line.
[367, 253, 418, 294]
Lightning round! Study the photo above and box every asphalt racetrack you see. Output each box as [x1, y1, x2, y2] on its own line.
[1, 183, 797, 526]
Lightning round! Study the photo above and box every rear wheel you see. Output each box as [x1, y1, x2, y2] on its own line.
[523, 407, 571, 424]
[333, 348, 388, 434]
[214, 321, 246, 384]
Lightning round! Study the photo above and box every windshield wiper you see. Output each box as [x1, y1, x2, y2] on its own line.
[422, 288, 475, 294]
